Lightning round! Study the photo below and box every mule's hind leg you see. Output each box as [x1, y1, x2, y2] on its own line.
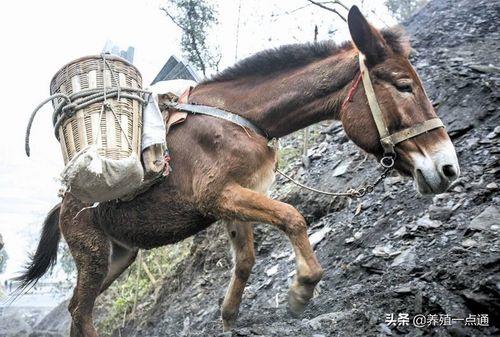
[217, 184, 323, 316]
[221, 221, 255, 331]
[61, 202, 109, 337]
[99, 242, 138, 294]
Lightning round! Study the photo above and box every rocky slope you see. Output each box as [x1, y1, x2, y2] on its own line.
[33, 0, 500, 336]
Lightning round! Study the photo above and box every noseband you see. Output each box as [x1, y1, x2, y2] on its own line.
[344, 53, 445, 168]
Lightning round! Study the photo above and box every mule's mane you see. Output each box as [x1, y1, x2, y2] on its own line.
[205, 27, 408, 84]
[206, 40, 352, 83]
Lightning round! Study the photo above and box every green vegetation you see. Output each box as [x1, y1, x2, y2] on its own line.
[97, 239, 193, 336]
[278, 126, 324, 172]
[161, 0, 221, 75]
[278, 145, 301, 171]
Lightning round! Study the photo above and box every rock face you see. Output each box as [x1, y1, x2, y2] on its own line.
[469, 205, 500, 231]
[37, 0, 500, 336]
[28, 300, 70, 337]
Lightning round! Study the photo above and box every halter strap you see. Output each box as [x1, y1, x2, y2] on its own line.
[357, 53, 444, 156]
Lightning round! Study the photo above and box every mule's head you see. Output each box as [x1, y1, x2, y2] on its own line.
[340, 6, 459, 195]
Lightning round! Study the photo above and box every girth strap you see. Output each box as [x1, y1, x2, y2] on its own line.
[170, 102, 267, 137]
[358, 53, 444, 155]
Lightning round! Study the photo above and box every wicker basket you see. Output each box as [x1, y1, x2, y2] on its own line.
[50, 55, 143, 164]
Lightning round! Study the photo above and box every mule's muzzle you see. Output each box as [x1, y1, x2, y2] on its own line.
[412, 144, 460, 195]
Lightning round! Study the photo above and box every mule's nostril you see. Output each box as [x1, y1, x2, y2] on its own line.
[441, 164, 457, 180]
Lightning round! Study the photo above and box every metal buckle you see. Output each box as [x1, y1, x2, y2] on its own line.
[380, 155, 395, 168]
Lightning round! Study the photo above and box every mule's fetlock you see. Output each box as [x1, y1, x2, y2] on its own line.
[221, 307, 239, 331]
[297, 266, 324, 285]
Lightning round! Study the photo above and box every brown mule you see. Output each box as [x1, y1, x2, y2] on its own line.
[18, 7, 459, 336]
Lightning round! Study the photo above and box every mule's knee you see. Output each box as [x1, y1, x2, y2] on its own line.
[282, 207, 307, 237]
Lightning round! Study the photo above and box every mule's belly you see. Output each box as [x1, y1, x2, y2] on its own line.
[96, 188, 215, 250]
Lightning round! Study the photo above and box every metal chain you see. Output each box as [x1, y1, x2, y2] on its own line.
[276, 155, 394, 199]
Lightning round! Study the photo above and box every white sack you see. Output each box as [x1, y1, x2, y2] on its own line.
[61, 146, 143, 202]
[142, 93, 166, 151]
[142, 79, 197, 151]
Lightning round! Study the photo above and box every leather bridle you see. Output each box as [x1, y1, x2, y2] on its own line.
[349, 53, 445, 168]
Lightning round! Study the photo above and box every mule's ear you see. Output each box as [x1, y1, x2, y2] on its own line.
[348, 6, 387, 64]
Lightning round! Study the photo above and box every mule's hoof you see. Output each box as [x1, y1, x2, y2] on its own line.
[222, 319, 235, 333]
[287, 289, 308, 317]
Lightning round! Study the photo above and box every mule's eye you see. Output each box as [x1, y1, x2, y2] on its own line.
[395, 82, 413, 93]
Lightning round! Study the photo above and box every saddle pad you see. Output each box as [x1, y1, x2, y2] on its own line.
[166, 110, 188, 134]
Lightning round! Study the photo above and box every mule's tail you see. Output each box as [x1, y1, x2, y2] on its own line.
[14, 203, 62, 291]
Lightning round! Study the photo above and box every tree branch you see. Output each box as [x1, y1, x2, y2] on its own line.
[323, 0, 349, 11]
[307, 0, 347, 21]
[161, 4, 207, 75]
[160, 7, 188, 30]
[160, 0, 218, 75]
[186, 1, 207, 75]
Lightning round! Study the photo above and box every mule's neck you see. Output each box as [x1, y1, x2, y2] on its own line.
[189, 50, 358, 138]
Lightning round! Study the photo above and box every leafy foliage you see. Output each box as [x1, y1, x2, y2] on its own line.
[278, 127, 324, 172]
[385, 0, 428, 22]
[161, 0, 221, 75]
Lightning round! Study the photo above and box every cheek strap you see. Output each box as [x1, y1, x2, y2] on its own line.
[358, 53, 445, 155]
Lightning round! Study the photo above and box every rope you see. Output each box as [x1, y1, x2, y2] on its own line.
[52, 88, 148, 139]
[276, 168, 354, 197]
[276, 163, 393, 199]
[25, 93, 70, 156]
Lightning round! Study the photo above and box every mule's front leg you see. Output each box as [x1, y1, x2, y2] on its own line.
[218, 184, 323, 317]
[221, 221, 255, 331]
